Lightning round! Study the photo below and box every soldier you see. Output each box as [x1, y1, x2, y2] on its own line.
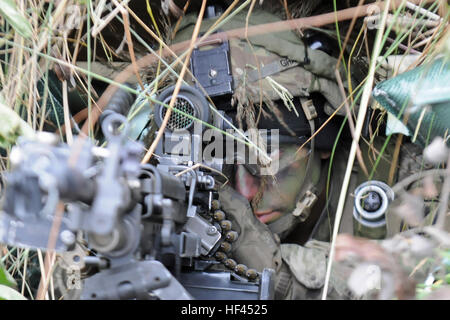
[170, 7, 355, 299]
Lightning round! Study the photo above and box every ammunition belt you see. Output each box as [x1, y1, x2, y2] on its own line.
[208, 199, 259, 281]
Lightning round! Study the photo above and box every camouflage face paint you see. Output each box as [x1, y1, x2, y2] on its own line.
[235, 145, 310, 224]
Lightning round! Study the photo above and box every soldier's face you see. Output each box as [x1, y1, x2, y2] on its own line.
[234, 145, 310, 224]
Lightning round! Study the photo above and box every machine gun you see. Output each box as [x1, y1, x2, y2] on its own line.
[0, 92, 274, 300]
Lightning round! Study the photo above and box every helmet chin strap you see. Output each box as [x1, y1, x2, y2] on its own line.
[267, 98, 319, 238]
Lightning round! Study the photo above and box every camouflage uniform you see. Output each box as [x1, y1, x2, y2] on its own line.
[218, 184, 347, 300]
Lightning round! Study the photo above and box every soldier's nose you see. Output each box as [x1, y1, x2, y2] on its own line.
[235, 165, 260, 202]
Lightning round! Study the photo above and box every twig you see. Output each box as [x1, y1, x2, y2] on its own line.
[245, 0, 265, 114]
[412, 35, 435, 48]
[62, 80, 73, 145]
[387, 134, 404, 186]
[171, 0, 191, 40]
[121, 10, 145, 91]
[335, 0, 366, 70]
[36, 202, 64, 300]
[335, 68, 369, 177]
[386, 36, 421, 54]
[20, 249, 28, 296]
[406, 1, 443, 21]
[409, 21, 448, 69]
[91, 0, 131, 37]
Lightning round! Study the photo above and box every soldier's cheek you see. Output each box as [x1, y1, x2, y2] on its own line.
[276, 176, 305, 204]
[235, 165, 260, 201]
